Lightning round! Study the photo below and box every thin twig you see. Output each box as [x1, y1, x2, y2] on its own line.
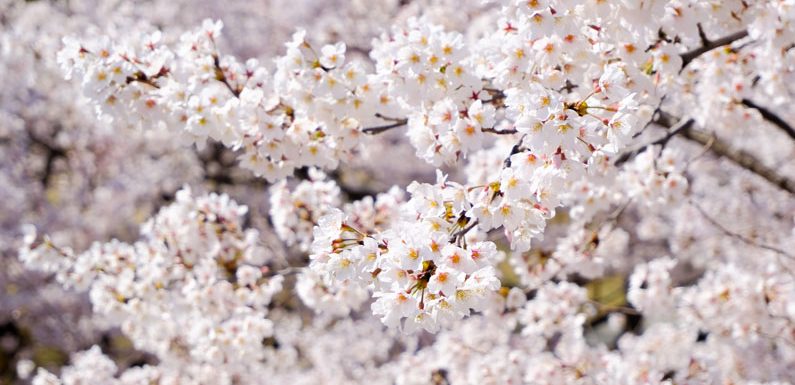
[636, 95, 667, 137]
[690, 200, 795, 260]
[684, 131, 715, 169]
[213, 55, 241, 98]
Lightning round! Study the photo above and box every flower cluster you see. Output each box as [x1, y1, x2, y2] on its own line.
[21, 187, 283, 383]
[58, 20, 380, 181]
[307, 173, 502, 332]
[621, 145, 689, 207]
[269, 169, 342, 251]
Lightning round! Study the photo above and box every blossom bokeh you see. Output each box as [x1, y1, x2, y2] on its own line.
[2, 0, 795, 384]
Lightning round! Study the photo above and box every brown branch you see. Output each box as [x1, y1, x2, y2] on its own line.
[125, 72, 161, 89]
[680, 29, 749, 69]
[741, 99, 795, 141]
[449, 219, 479, 243]
[26, 126, 67, 188]
[213, 55, 241, 98]
[696, 23, 710, 47]
[362, 87, 510, 135]
[374, 113, 406, 122]
[617, 112, 795, 195]
[482, 88, 507, 104]
[362, 119, 408, 135]
[615, 117, 695, 165]
[503, 134, 527, 168]
[681, 125, 795, 195]
[482, 127, 518, 135]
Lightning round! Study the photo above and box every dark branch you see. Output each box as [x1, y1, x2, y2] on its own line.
[617, 112, 795, 195]
[696, 23, 709, 46]
[27, 127, 67, 188]
[482, 127, 518, 135]
[681, 125, 795, 195]
[481, 88, 507, 103]
[213, 55, 241, 98]
[615, 117, 695, 165]
[503, 134, 527, 168]
[374, 113, 406, 122]
[680, 29, 749, 69]
[449, 219, 479, 243]
[362, 87, 510, 135]
[741, 99, 795, 141]
[125, 71, 162, 89]
[362, 119, 408, 135]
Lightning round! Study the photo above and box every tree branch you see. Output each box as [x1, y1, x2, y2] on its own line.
[503, 134, 527, 168]
[213, 55, 241, 98]
[741, 98, 795, 141]
[680, 30, 749, 69]
[125, 71, 161, 89]
[681, 124, 795, 195]
[615, 117, 695, 166]
[449, 219, 478, 243]
[690, 200, 794, 260]
[482, 127, 518, 135]
[618, 112, 795, 195]
[361, 119, 408, 135]
[26, 126, 67, 188]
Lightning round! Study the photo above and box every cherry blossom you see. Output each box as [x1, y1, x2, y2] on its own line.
[5, 0, 795, 384]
